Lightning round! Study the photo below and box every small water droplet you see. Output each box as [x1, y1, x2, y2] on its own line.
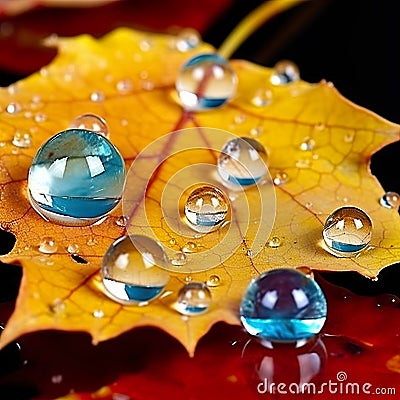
[12, 130, 32, 148]
[169, 238, 177, 246]
[380, 191, 400, 209]
[34, 112, 47, 123]
[116, 216, 127, 227]
[69, 113, 109, 138]
[67, 243, 79, 254]
[6, 102, 21, 114]
[306, 202, 313, 209]
[182, 241, 197, 253]
[174, 28, 201, 52]
[90, 91, 105, 103]
[170, 252, 187, 266]
[185, 275, 192, 283]
[184, 185, 229, 233]
[112, 394, 131, 400]
[93, 309, 104, 318]
[139, 37, 154, 51]
[51, 375, 63, 384]
[296, 158, 311, 168]
[252, 88, 273, 106]
[273, 171, 288, 186]
[234, 114, 246, 124]
[120, 118, 129, 126]
[344, 132, 355, 143]
[270, 60, 300, 85]
[31, 94, 42, 104]
[206, 274, 221, 287]
[176, 282, 212, 316]
[87, 237, 97, 246]
[299, 137, 315, 151]
[246, 249, 253, 258]
[39, 237, 58, 254]
[116, 78, 133, 93]
[40, 68, 49, 77]
[314, 122, 325, 131]
[250, 126, 263, 137]
[141, 80, 154, 91]
[268, 236, 281, 248]
[296, 266, 314, 279]
[50, 298, 66, 315]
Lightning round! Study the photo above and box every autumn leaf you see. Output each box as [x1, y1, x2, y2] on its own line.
[0, 26, 400, 356]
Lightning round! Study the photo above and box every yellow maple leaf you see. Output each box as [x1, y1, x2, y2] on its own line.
[0, 25, 399, 356]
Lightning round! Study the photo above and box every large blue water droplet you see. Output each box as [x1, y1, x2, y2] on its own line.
[240, 269, 327, 343]
[28, 128, 125, 226]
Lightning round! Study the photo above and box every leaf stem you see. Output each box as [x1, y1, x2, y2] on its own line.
[218, 0, 305, 59]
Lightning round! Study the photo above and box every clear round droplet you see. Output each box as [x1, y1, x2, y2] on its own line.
[69, 113, 109, 138]
[270, 60, 300, 85]
[273, 171, 288, 186]
[217, 137, 268, 188]
[101, 235, 169, 305]
[34, 112, 47, 123]
[240, 268, 327, 342]
[174, 28, 201, 52]
[39, 237, 58, 254]
[28, 129, 125, 226]
[296, 266, 314, 279]
[300, 137, 315, 151]
[170, 251, 187, 266]
[206, 274, 221, 287]
[67, 243, 79, 254]
[90, 91, 105, 103]
[380, 191, 400, 209]
[116, 78, 133, 93]
[182, 241, 197, 253]
[184, 185, 229, 233]
[251, 88, 273, 106]
[6, 102, 21, 114]
[176, 53, 237, 111]
[250, 126, 263, 137]
[176, 282, 212, 316]
[12, 130, 32, 148]
[116, 216, 127, 227]
[93, 309, 104, 318]
[268, 236, 281, 248]
[322, 206, 372, 257]
[50, 298, 66, 315]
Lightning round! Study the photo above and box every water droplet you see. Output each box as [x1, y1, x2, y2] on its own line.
[93, 309, 104, 318]
[90, 91, 105, 103]
[6, 102, 21, 114]
[176, 53, 237, 111]
[139, 37, 154, 51]
[67, 243, 79, 254]
[240, 268, 326, 342]
[246, 249, 253, 258]
[174, 28, 201, 52]
[12, 130, 32, 148]
[101, 235, 169, 305]
[250, 126, 263, 137]
[270, 60, 300, 85]
[306, 202, 313, 209]
[38, 237, 58, 254]
[299, 137, 315, 151]
[296, 266, 314, 279]
[295, 158, 311, 168]
[379, 191, 400, 209]
[141, 80, 154, 91]
[322, 206, 372, 257]
[31, 94, 42, 104]
[120, 118, 129, 127]
[314, 122, 325, 131]
[169, 238, 177, 246]
[344, 132, 355, 143]
[273, 171, 288, 186]
[49, 298, 66, 315]
[218, 137, 269, 189]
[51, 375, 63, 384]
[28, 128, 125, 226]
[112, 394, 131, 400]
[170, 251, 187, 266]
[87, 237, 97, 246]
[116, 216, 127, 227]
[185, 275, 192, 283]
[34, 112, 47, 123]
[176, 282, 212, 316]
[251, 88, 273, 106]
[234, 113, 246, 124]
[116, 78, 133, 93]
[184, 185, 229, 233]
[268, 236, 281, 248]
[206, 274, 221, 287]
[69, 113, 109, 138]
[182, 241, 197, 253]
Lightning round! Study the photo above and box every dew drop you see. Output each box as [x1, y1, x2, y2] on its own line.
[268, 236, 281, 248]
[120, 118, 129, 127]
[141, 80, 154, 91]
[270, 60, 300, 85]
[170, 251, 187, 266]
[176, 282, 212, 316]
[93, 309, 104, 318]
[251, 88, 273, 106]
[314, 122, 325, 131]
[299, 137, 315, 151]
[185, 275, 193, 283]
[322, 206, 372, 257]
[182, 241, 197, 253]
[51, 375, 63, 384]
[6, 102, 21, 114]
[206, 274, 221, 287]
[174, 28, 201, 52]
[169, 238, 177, 246]
[379, 191, 400, 209]
[69, 113, 109, 138]
[139, 37, 154, 51]
[116, 78, 133, 93]
[87, 237, 98, 246]
[184, 185, 229, 233]
[344, 132, 355, 143]
[234, 113, 246, 124]
[116, 216, 127, 227]
[273, 171, 288, 186]
[246, 249, 253, 258]
[250, 126, 263, 137]
[67, 243, 79, 254]
[296, 158, 311, 168]
[296, 266, 314, 279]
[39, 237, 58, 254]
[12, 130, 32, 148]
[49, 298, 66, 315]
[90, 91, 105, 102]
[34, 112, 47, 123]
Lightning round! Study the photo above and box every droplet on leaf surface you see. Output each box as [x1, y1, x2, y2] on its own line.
[38, 237, 58, 254]
[69, 113, 109, 138]
[322, 206, 372, 257]
[174, 28, 201, 52]
[184, 185, 229, 233]
[176, 282, 212, 316]
[240, 268, 327, 343]
[101, 235, 169, 305]
[28, 129, 125, 226]
[175, 53, 237, 111]
[270, 60, 300, 85]
[217, 137, 269, 188]
[12, 130, 32, 148]
[379, 191, 400, 209]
